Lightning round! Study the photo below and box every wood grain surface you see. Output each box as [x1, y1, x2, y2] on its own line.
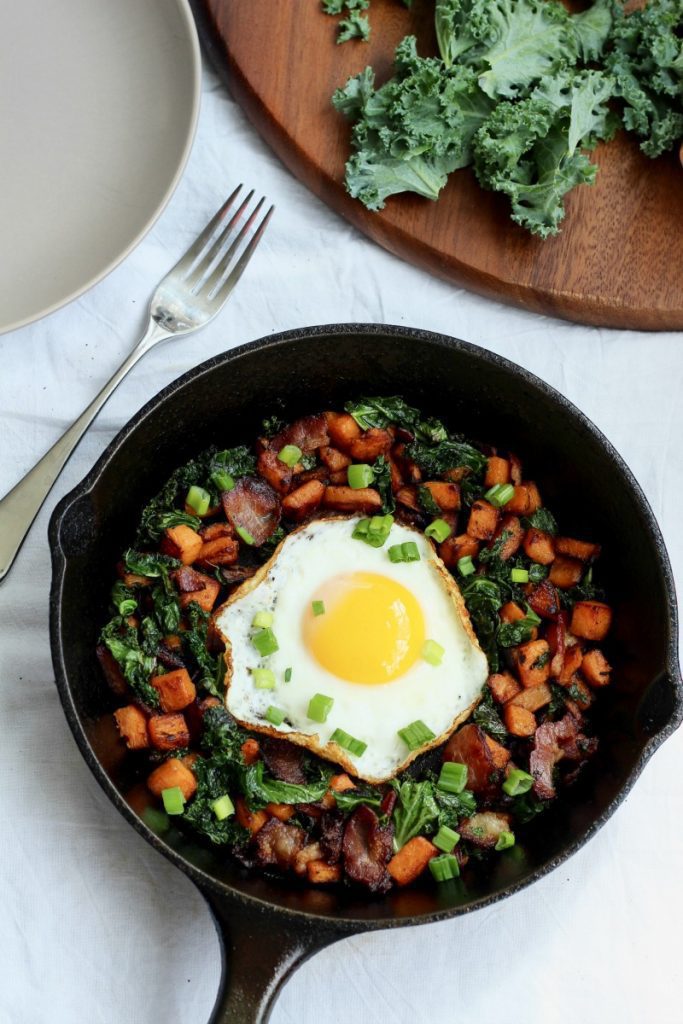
[193, 0, 683, 330]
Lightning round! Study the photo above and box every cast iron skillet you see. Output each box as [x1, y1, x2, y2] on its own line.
[49, 325, 682, 1022]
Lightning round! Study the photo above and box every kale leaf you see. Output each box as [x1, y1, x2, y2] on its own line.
[183, 603, 224, 699]
[338, 11, 370, 42]
[472, 687, 507, 741]
[242, 760, 332, 808]
[392, 778, 440, 849]
[182, 755, 249, 847]
[523, 507, 558, 535]
[334, 786, 384, 813]
[100, 619, 160, 708]
[434, 787, 477, 828]
[406, 437, 487, 476]
[460, 575, 503, 670]
[418, 485, 441, 517]
[373, 456, 395, 513]
[344, 395, 448, 443]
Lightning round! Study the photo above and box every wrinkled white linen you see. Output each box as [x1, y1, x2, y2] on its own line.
[1, 61, 682, 1024]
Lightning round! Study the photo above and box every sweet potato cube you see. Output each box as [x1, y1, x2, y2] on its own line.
[509, 682, 552, 712]
[282, 479, 326, 521]
[555, 537, 602, 562]
[484, 734, 511, 769]
[257, 449, 293, 495]
[113, 705, 149, 749]
[147, 757, 197, 800]
[387, 836, 438, 886]
[523, 528, 556, 565]
[200, 522, 234, 542]
[265, 803, 296, 822]
[494, 515, 523, 560]
[506, 483, 542, 516]
[500, 601, 525, 623]
[488, 672, 521, 704]
[197, 536, 239, 568]
[177, 573, 221, 613]
[307, 860, 342, 885]
[151, 668, 196, 713]
[241, 738, 260, 765]
[581, 649, 612, 687]
[504, 703, 537, 737]
[558, 643, 583, 683]
[511, 639, 551, 688]
[322, 485, 382, 514]
[325, 412, 362, 452]
[349, 428, 392, 462]
[549, 556, 583, 589]
[329, 773, 356, 793]
[235, 796, 268, 834]
[148, 713, 190, 751]
[485, 456, 511, 487]
[423, 480, 461, 512]
[319, 446, 351, 472]
[567, 678, 594, 710]
[439, 533, 480, 568]
[328, 470, 348, 485]
[527, 580, 561, 620]
[467, 500, 500, 540]
[160, 524, 203, 565]
[396, 485, 419, 511]
[571, 601, 612, 641]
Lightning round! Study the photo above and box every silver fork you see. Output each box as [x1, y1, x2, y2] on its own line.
[0, 185, 274, 583]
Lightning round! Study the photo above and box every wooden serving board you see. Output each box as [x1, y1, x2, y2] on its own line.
[192, 0, 683, 330]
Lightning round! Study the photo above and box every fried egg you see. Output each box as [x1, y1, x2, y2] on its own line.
[214, 517, 488, 783]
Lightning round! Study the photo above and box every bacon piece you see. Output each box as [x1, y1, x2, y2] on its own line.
[156, 643, 187, 671]
[527, 579, 561, 620]
[173, 565, 208, 593]
[271, 413, 329, 454]
[459, 811, 512, 849]
[222, 477, 281, 546]
[219, 564, 257, 585]
[342, 806, 394, 893]
[253, 818, 307, 871]
[442, 723, 499, 797]
[529, 713, 597, 799]
[261, 736, 307, 784]
[546, 611, 568, 678]
[320, 812, 345, 863]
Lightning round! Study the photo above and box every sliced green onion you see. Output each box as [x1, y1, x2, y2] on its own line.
[118, 598, 137, 617]
[485, 483, 515, 508]
[425, 518, 452, 543]
[142, 807, 170, 834]
[421, 639, 445, 666]
[252, 610, 274, 629]
[311, 600, 325, 617]
[347, 463, 374, 489]
[495, 830, 516, 851]
[388, 541, 421, 563]
[429, 853, 460, 882]
[211, 794, 235, 820]
[236, 525, 255, 546]
[252, 668, 276, 690]
[284, 667, 292, 683]
[211, 470, 235, 493]
[511, 567, 529, 583]
[252, 627, 279, 657]
[502, 768, 534, 797]
[352, 514, 393, 548]
[457, 555, 476, 577]
[330, 728, 367, 758]
[185, 485, 211, 516]
[278, 444, 302, 468]
[437, 761, 468, 794]
[308, 693, 334, 723]
[524, 604, 542, 626]
[265, 705, 286, 726]
[433, 825, 460, 853]
[398, 719, 436, 750]
[161, 786, 185, 816]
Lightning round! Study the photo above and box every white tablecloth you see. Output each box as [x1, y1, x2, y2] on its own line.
[1, 60, 682, 1024]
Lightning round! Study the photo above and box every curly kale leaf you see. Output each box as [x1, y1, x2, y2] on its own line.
[471, 687, 508, 741]
[392, 779, 440, 850]
[182, 755, 249, 847]
[460, 575, 503, 670]
[338, 11, 370, 42]
[334, 785, 384, 813]
[100, 619, 160, 708]
[571, 0, 614, 63]
[434, 787, 477, 828]
[523, 507, 558, 536]
[183, 603, 224, 699]
[345, 395, 448, 443]
[201, 704, 252, 760]
[406, 437, 487, 476]
[373, 456, 395, 513]
[243, 760, 333, 808]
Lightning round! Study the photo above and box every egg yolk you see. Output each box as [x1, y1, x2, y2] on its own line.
[303, 572, 426, 684]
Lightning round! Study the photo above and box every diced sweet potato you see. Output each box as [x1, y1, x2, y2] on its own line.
[200, 522, 234, 541]
[439, 533, 480, 568]
[571, 601, 612, 641]
[307, 860, 342, 884]
[266, 802, 296, 822]
[523, 528, 556, 565]
[555, 537, 602, 562]
[173, 568, 221, 613]
[467, 500, 500, 541]
[151, 668, 196, 713]
[509, 682, 552, 712]
[235, 796, 268, 834]
[160, 524, 203, 566]
[505, 483, 542, 516]
[509, 454, 523, 485]
[494, 515, 523, 560]
[396, 485, 420, 511]
[241, 738, 260, 765]
[549, 556, 583, 589]
[296, 467, 328, 485]
[147, 758, 197, 800]
[319, 446, 352, 472]
[329, 470, 348, 485]
[349, 428, 392, 462]
[257, 449, 293, 495]
[117, 563, 151, 588]
[504, 703, 537, 737]
[387, 453, 404, 491]
[330, 773, 356, 793]
[484, 734, 511, 769]
[557, 643, 583, 684]
[488, 671, 521, 704]
[163, 634, 183, 651]
[96, 645, 128, 697]
[567, 678, 593, 710]
[387, 836, 438, 886]
[527, 579, 561, 620]
[113, 705, 149, 749]
[392, 442, 423, 484]
[422, 480, 461, 512]
[485, 456, 511, 487]
[500, 601, 525, 623]
[282, 479, 326, 521]
[198, 696, 222, 715]
[581, 649, 612, 687]
[510, 639, 551, 688]
[322, 486, 382, 513]
[148, 713, 190, 751]
[325, 412, 362, 452]
[197, 536, 240, 569]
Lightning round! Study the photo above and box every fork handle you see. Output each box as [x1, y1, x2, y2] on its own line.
[0, 320, 169, 584]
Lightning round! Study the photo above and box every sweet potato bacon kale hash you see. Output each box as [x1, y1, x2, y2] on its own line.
[98, 397, 612, 893]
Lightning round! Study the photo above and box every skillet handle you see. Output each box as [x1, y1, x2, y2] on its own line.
[204, 891, 347, 1023]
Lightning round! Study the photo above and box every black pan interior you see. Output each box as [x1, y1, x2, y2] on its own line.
[50, 325, 681, 926]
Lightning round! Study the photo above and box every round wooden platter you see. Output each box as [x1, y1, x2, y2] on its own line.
[192, 0, 683, 330]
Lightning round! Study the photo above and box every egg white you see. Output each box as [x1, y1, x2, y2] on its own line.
[214, 517, 488, 783]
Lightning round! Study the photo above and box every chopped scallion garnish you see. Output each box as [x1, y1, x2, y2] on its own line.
[433, 825, 460, 853]
[457, 555, 476, 577]
[312, 600, 325, 617]
[437, 761, 468, 794]
[308, 693, 334, 723]
[211, 794, 235, 820]
[495, 830, 516, 851]
[347, 463, 374, 489]
[252, 610, 274, 629]
[511, 567, 529, 583]
[265, 705, 286, 726]
[421, 639, 444, 666]
[330, 728, 367, 757]
[485, 483, 515, 508]
[185, 485, 211, 516]
[161, 786, 185, 816]
[398, 719, 436, 750]
[425, 519, 452, 543]
[502, 768, 534, 797]
[388, 541, 421, 563]
[284, 667, 292, 683]
[252, 668, 276, 690]
[352, 514, 393, 548]
[252, 627, 279, 657]
[236, 525, 255, 545]
[211, 470, 235, 493]
[278, 444, 302, 468]
[142, 807, 170, 834]
[429, 853, 460, 882]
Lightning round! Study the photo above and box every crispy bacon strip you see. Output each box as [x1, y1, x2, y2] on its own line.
[261, 736, 307, 784]
[319, 812, 344, 864]
[172, 565, 208, 593]
[529, 714, 597, 799]
[270, 413, 329, 454]
[342, 806, 393, 893]
[443, 723, 499, 797]
[222, 477, 281, 547]
[253, 818, 307, 871]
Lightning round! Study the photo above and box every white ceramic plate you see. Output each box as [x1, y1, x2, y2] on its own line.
[0, 0, 200, 334]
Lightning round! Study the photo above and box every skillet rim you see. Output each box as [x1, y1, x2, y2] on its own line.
[48, 322, 683, 929]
